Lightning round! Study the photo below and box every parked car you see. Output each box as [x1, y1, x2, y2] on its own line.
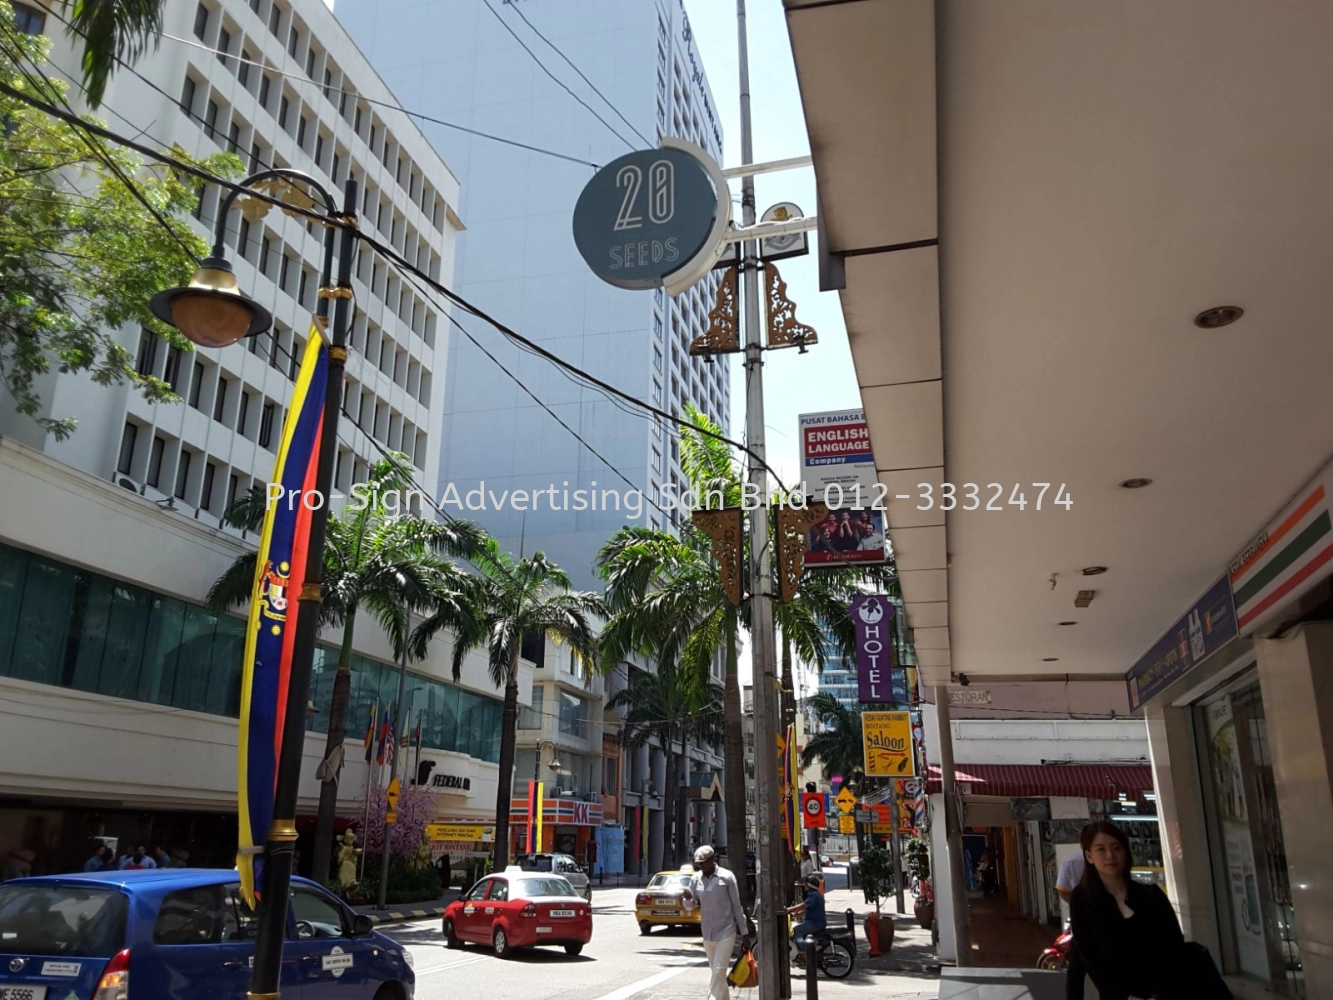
[517, 853, 592, 901]
[0, 869, 414, 1000]
[633, 866, 702, 936]
[442, 867, 592, 958]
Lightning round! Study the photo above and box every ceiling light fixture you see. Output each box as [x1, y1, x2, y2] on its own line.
[1042, 657, 1059, 662]
[1082, 566, 1108, 576]
[1120, 478, 1153, 489]
[1059, 621, 1078, 626]
[1194, 305, 1243, 329]
[1075, 590, 1096, 608]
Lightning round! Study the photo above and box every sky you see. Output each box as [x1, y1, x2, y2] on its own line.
[683, 0, 860, 696]
[682, 0, 861, 491]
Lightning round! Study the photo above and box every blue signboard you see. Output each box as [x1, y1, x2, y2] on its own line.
[573, 147, 720, 290]
[1126, 575, 1238, 711]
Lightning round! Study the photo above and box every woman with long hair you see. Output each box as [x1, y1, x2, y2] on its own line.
[1070, 821, 1230, 1000]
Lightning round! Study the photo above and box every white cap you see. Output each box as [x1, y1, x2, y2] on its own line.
[693, 845, 715, 864]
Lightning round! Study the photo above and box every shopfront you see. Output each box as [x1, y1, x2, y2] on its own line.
[508, 796, 603, 863]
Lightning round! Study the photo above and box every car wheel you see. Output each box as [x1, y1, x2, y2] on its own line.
[443, 919, 461, 949]
[1036, 953, 1067, 971]
[493, 926, 512, 958]
[373, 984, 402, 1000]
[565, 943, 583, 957]
[638, 921, 652, 936]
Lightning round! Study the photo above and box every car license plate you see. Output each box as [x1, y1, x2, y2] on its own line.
[0, 987, 48, 1000]
[549, 909, 575, 918]
[651, 909, 676, 915]
[654, 897, 675, 905]
[536, 927, 552, 934]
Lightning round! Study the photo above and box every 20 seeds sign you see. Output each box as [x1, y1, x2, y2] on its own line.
[861, 711, 916, 778]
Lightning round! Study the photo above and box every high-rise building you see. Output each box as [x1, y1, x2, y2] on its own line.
[335, 0, 730, 588]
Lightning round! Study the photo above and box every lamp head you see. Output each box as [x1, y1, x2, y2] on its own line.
[151, 255, 272, 348]
[547, 755, 562, 772]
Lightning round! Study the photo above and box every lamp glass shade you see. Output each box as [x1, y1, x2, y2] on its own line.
[548, 757, 562, 772]
[171, 292, 256, 348]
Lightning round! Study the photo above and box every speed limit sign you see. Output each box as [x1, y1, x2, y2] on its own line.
[800, 793, 825, 829]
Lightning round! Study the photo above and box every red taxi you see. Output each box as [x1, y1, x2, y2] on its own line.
[443, 867, 592, 958]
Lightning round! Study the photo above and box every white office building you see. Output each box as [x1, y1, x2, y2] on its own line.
[335, 0, 731, 588]
[0, 0, 527, 875]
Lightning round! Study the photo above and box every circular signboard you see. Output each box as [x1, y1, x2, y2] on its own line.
[573, 145, 722, 290]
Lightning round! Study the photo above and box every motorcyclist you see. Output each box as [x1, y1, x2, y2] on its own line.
[786, 873, 827, 950]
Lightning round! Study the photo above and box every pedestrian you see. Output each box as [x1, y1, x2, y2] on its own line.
[119, 845, 156, 870]
[1071, 821, 1231, 1000]
[680, 845, 751, 1000]
[153, 845, 171, 869]
[1056, 844, 1088, 1000]
[435, 851, 452, 893]
[84, 844, 110, 872]
[785, 873, 827, 950]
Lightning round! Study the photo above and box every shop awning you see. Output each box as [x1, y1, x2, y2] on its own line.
[925, 763, 1155, 799]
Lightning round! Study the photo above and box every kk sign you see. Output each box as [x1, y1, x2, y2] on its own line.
[862, 711, 916, 778]
[573, 140, 730, 295]
[850, 595, 895, 703]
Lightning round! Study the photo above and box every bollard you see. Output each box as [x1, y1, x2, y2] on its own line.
[844, 908, 857, 947]
[805, 937, 819, 1000]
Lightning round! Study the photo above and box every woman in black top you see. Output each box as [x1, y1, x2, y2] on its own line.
[1070, 821, 1230, 1000]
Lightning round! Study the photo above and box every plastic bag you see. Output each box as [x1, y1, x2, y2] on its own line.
[728, 948, 758, 989]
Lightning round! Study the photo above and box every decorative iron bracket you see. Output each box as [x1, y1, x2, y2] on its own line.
[774, 501, 830, 603]
[688, 266, 741, 362]
[765, 263, 818, 353]
[691, 506, 745, 606]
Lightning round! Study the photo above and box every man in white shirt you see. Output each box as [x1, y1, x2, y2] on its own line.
[681, 845, 751, 1000]
[1055, 849, 1087, 1000]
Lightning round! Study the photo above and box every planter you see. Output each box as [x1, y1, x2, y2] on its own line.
[914, 898, 934, 930]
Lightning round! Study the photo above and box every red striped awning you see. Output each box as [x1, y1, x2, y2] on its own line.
[925, 763, 1155, 799]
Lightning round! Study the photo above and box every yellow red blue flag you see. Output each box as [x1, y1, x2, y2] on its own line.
[236, 323, 328, 907]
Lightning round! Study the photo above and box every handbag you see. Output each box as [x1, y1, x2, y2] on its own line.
[728, 948, 758, 990]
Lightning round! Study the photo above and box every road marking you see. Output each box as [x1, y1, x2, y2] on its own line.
[589, 959, 706, 1000]
[414, 955, 487, 977]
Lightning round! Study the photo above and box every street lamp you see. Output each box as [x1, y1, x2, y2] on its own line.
[153, 168, 358, 1000]
[534, 739, 562, 782]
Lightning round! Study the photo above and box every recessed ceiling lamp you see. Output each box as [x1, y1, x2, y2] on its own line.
[1059, 621, 1078, 626]
[1120, 478, 1153, 489]
[1082, 566, 1108, 576]
[1074, 590, 1096, 608]
[1194, 305, 1243, 329]
[1042, 657, 1059, 662]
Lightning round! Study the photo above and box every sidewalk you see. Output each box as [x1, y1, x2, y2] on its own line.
[351, 888, 459, 926]
[963, 893, 1055, 968]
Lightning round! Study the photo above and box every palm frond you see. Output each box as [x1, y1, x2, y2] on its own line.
[64, 0, 165, 108]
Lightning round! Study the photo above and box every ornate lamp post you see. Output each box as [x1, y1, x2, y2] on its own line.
[527, 739, 561, 855]
[153, 169, 358, 1000]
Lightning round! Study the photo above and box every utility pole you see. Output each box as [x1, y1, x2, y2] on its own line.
[737, 3, 787, 998]
[934, 687, 971, 964]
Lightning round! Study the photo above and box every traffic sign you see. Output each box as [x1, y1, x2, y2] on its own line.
[801, 793, 825, 829]
[573, 140, 731, 294]
[838, 815, 855, 834]
[386, 776, 401, 810]
[835, 788, 856, 814]
[384, 810, 398, 825]
[855, 809, 875, 823]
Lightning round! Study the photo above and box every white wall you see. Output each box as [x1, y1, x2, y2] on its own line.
[924, 715, 1150, 766]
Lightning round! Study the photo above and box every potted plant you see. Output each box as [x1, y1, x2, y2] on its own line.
[856, 846, 895, 954]
[904, 837, 934, 929]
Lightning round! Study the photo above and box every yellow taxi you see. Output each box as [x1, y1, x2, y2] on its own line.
[634, 865, 702, 935]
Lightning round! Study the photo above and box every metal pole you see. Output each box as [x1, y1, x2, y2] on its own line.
[377, 620, 412, 909]
[737, 3, 785, 999]
[248, 177, 357, 1000]
[891, 783, 905, 914]
[934, 686, 971, 966]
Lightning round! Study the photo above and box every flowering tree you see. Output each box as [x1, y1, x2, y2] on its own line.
[359, 784, 433, 858]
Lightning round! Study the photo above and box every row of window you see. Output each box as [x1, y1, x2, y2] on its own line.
[0, 540, 504, 764]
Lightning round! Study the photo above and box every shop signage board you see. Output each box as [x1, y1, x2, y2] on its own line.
[838, 815, 855, 834]
[1125, 575, 1237, 711]
[426, 823, 487, 842]
[854, 809, 875, 823]
[573, 141, 730, 294]
[1204, 697, 1270, 978]
[799, 409, 887, 567]
[861, 711, 916, 778]
[1229, 457, 1333, 635]
[850, 595, 896, 703]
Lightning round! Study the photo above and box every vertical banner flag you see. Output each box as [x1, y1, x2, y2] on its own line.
[526, 780, 538, 855]
[362, 700, 378, 763]
[799, 409, 887, 567]
[535, 781, 545, 855]
[236, 324, 328, 907]
[850, 595, 896, 703]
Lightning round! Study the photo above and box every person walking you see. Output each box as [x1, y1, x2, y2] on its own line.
[119, 845, 156, 870]
[680, 845, 751, 1000]
[1056, 845, 1088, 1000]
[785, 873, 827, 950]
[1071, 822, 1231, 1000]
[83, 844, 110, 872]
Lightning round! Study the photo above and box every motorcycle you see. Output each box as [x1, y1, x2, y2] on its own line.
[1037, 927, 1072, 971]
[790, 927, 856, 980]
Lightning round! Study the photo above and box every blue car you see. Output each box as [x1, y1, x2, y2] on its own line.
[0, 869, 414, 1000]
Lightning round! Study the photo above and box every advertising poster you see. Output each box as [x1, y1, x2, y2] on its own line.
[1204, 698, 1269, 978]
[861, 711, 916, 777]
[1126, 576, 1236, 711]
[799, 409, 887, 566]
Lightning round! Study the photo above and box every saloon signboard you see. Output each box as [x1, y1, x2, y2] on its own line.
[861, 711, 916, 778]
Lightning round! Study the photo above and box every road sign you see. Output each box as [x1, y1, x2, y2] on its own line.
[384, 810, 398, 825]
[861, 711, 916, 778]
[855, 809, 875, 823]
[801, 793, 825, 829]
[835, 788, 856, 814]
[838, 815, 855, 834]
[573, 141, 730, 293]
[386, 776, 401, 810]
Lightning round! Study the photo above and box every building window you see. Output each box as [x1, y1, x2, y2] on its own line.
[164, 346, 183, 392]
[268, 2, 281, 36]
[203, 99, 219, 141]
[259, 236, 271, 275]
[296, 113, 307, 147]
[213, 376, 228, 422]
[521, 630, 545, 666]
[314, 133, 323, 165]
[305, 48, 316, 78]
[146, 435, 166, 488]
[258, 73, 271, 109]
[216, 27, 231, 64]
[330, 152, 340, 184]
[558, 691, 588, 738]
[237, 217, 250, 258]
[179, 76, 196, 116]
[134, 329, 158, 377]
[11, 3, 45, 34]
[174, 449, 192, 500]
[287, 25, 299, 57]
[278, 95, 289, 130]
[237, 48, 251, 88]
[226, 473, 239, 513]
[518, 685, 544, 730]
[238, 391, 251, 436]
[279, 253, 291, 291]
[259, 402, 275, 448]
[193, 3, 209, 41]
[200, 462, 217, 512]
[604, 754, 618, 792]
[116, 422, 137, 475]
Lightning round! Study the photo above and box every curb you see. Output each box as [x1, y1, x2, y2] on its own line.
[360, 906, 448, 926]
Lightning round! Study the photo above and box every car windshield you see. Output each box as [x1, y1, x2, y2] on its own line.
[520, 856, 554, 872]
[648, 874, 689, 890]
[515, 877, 576, 898]
[0, 884, 128, 957]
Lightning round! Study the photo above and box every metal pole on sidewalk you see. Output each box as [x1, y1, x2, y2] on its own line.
[377, 624, 411, 909]
[891, 787, 905, 914]
[737, 3, 786, 999]
[934, 686, 971, 965]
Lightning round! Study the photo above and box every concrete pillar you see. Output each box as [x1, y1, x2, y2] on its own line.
[1254, 623, 1333, 994]
[928, 794, 955, 960]
[1145, 702, 1220, 954]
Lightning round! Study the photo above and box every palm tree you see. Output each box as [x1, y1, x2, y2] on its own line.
[206, 455, 482, 884]
[56, 0, 165, 107]
[606, 663, 723, 867]
[799, 692, 865, 780]
[412, 539, 603, 870]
